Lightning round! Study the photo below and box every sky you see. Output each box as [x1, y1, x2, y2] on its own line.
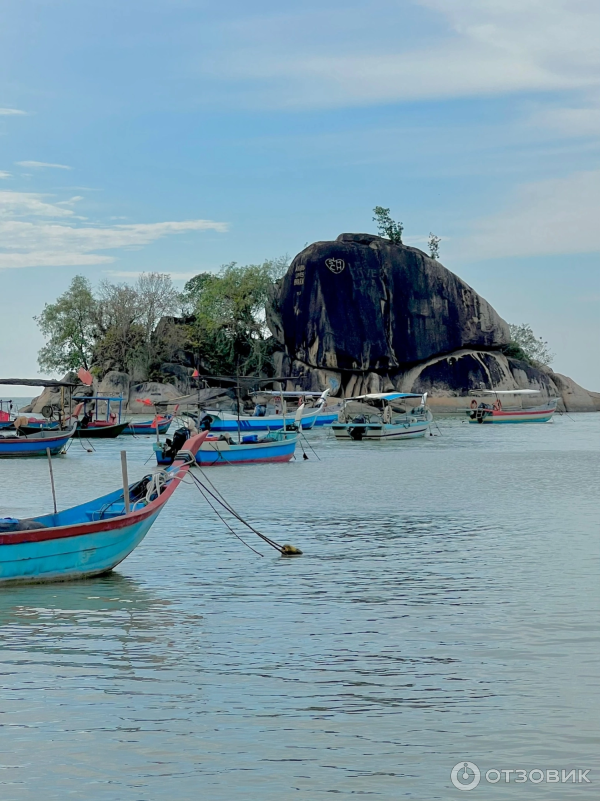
[1, 0, 600, 389]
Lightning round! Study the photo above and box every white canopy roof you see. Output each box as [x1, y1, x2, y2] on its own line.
[480, 389, 541, 395]
[346, 392, 423, 402]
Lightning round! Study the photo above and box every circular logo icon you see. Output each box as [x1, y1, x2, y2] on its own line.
[451, 762, 481, 791]
[325, 257, 346, 274]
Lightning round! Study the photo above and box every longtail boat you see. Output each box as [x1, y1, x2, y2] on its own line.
[466, 390, 558, 424]
[0, 425, 77, 457]
[75, 420, 130, 438]
[0, 432, 208, 585]
[155, 428, 298, 466]
[122, 414, 174, 435]
[331, 392, 433, 440]
[203, 389, 330, 433]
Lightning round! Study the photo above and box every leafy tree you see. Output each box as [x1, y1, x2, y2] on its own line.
[35, 276, 97, 372]
[428, 233, 441, 259]
[506, 323, 555, 367]
[184, 258, 288, 376]
[373, 206, 404, 244]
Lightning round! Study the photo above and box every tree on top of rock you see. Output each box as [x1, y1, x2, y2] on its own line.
[373, 206, 404, 245]
[504, 323, 555, 368]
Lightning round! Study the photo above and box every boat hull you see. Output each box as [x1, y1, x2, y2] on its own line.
[0, 512, 161, 585]
[155, 433, 298, 466]
[0, 428, 76, 457]
[122, 416, 173, 435]
[331, 421, 430, 440]
[468, 401, 558, 424]
[205, 411, 318, 432]
[0, 432, 207, 584]
[76, 421, 129, 438]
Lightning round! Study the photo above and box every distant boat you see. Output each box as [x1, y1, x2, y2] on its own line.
[332, 392, 433, 440]
[467, 390, 558, 424]
[201, 390, 330, 433]
[155, 429, 298, 466]
[0, 432, 208, 585]
[0, 425, 77, 457]
[122, 414, 174, 436]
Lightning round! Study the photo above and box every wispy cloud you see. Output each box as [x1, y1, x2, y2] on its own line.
[199, 0, 600, 109]
[104, 270, 200, 281]
[0, 172, 10, 180]
[0, 190, 228, 269]
[0, 108, 27, 116]
[456, 169, 600, 260]
[16, 160, 72, 170]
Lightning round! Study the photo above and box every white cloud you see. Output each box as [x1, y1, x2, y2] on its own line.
[200, 0, 600, 109]
[0, 171, 10, 179]
[456, 169, 600, 260]
[104, 270, 199, 280]
[16, 161, 72, 170]
[0, 108, 26, 116]
[0, 190, 228, 269]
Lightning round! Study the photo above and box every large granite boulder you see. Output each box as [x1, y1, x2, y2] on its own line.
[97, 371, 130, 400]
[269, 233, 510, 371]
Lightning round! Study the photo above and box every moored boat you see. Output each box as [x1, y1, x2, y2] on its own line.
[122, 414, 174, 436]
[0, 424, 77, 457]
[332, 392, 433, 440]
[155, 428, 298, 466]
[201, 390, 330, 433]
[0, 432, 208, 585]
[466, 390, 558, 424]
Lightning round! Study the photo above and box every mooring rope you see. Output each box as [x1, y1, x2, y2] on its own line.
[188, 467, 302, 556]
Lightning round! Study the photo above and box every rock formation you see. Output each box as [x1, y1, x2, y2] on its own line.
[268, 234, 599, 412]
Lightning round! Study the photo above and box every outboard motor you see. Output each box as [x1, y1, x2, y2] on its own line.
[163, 426, 191, 461]
[199, 414, 212, 431]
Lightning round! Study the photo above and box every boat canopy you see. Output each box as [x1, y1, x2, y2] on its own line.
[479, 389, 541, 395]
[346, 392, 424, 402]
[252, 391, 324, 397]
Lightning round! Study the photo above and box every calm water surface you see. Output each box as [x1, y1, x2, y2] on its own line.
[0, 415, 599, 800]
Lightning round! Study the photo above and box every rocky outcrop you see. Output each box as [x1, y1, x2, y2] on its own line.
[270, 233, 599, 412]
[97, 371, 130, 400]
[269, 233, 510, 371]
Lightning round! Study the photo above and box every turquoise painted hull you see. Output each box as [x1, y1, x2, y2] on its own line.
[155, 433, 298, 466]
[0, 512, 161, 584]
[205, 410, 319, 432]
[0, 432, 207, 584]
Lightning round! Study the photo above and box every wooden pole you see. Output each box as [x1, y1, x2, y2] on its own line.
[121, 451, 131, 514]
[46, 447, 58, 515]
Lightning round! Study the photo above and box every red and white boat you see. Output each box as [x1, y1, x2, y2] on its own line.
[467, 390, 558, 424]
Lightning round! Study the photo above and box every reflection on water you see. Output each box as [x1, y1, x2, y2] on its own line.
[0, 416, 599, 799]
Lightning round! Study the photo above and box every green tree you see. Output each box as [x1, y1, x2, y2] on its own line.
[505, 323, 555, 368]
[184, 258, 288, 376]
[373, 206, 404, 244]
[35, 275, 97, 372]
[428, 233, 441, 259]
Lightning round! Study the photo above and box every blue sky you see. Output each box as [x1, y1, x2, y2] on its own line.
[1, 0, 600, 388]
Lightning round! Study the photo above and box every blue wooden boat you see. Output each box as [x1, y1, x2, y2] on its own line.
[0, 425, 77, 457]
[203, 390, 330, 433]
[154, 429, 298, 466]
[122, 414, 174, 435]
[0, 432, 208, 585]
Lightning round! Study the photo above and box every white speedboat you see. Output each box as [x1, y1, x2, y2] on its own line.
[332, 392, 433, 440]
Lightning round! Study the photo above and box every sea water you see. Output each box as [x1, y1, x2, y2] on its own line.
[0, 415, 598, 800]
